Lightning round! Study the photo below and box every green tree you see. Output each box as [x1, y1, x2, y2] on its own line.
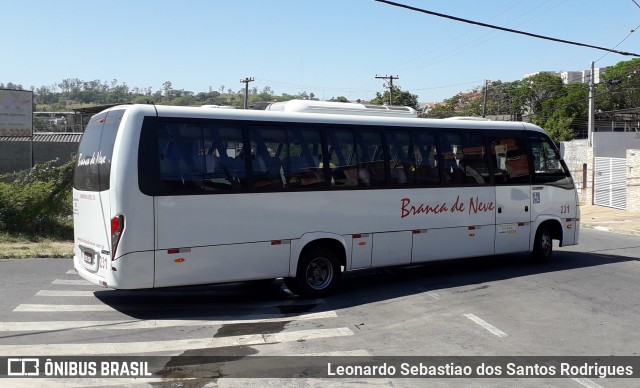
[162, 81, 174, 100]
[370, 87, 419, 110]
[507, 73, 566, 119]
[597, 58, 640, 111]
[482, 80, 512, 115]
[329, 96, 349, 102]
[557, 83, 588, 116]
[422, 100, 456, 118]
[542, 113, 575, 144]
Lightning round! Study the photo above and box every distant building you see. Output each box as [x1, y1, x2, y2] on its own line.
[561, 71, 582, 84]
[523, 71, 561, 79]
[0, 132, 81, 174]
[524, 67, 606, 85]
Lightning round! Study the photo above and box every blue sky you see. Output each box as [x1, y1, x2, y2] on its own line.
[2, 0, 639, 102]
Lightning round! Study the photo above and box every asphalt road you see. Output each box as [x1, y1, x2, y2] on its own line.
[0, 228, 638, 387]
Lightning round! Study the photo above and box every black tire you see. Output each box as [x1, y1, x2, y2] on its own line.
[532, 225, 553, 261]
[284, 247, 341, 298]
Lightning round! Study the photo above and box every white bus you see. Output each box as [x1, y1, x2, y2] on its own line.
[73, 101, 579, 297]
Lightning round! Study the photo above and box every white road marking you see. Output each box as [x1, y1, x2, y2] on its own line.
[52, 279, 93, 286]
[14, 304, 116, 312]
[298, 349, 371, 356]
[571, 378, 604, 388]
[0, 311, 338, 331]
[36, 290, 95, 297]
[14, 297, 325, 312]
[426, 291, 440, 300]
[0, 327, 354, 356]
[464, 313, 508, 338]
[66, 270, 77, 275]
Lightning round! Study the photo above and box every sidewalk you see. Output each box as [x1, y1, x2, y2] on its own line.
[579, 204, 640, 236]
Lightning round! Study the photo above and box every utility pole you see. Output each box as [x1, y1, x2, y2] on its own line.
[482, 79, 489, 118]
[587, 62, 595, 147]
[240, 77, 255, 109]
[375, 74, 399, 105]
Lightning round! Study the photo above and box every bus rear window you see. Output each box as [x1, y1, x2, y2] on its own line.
[73, 109, 125, 192]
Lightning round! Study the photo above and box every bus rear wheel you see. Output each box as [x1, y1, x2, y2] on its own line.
[285, 247, 340, 298]
[532, 225, 553, 261]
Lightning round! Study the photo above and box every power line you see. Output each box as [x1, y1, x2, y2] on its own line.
[391, 0, 569, 75]
[594, 23, 640, 63]
[375, 0, 640, 57]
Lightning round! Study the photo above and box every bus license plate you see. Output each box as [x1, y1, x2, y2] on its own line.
[83, 251, 94, 265]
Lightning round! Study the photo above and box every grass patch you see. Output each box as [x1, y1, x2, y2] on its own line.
[0, 233, 73, 259]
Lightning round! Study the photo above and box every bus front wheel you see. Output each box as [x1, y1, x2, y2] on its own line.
[285, 247, 340, 298]
[532, 225, 553, 261]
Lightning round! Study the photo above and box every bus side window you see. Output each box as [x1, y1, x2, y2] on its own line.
[528, 134, 574, 188]
[202, 124, 246, 192]
[326, 128, 385, 188]
[250, 126, 286, 190]
[157, 123, 205, 194]
[439, 131, 489, 185]
[355, 130, 386, 187]
[462, 132, 490, 184]
[327, 129, 359, 187]
[489, 135, 530, 184]
[439, 132, 466, 185]
[285, 127, 326, 189]
[413, 130, 440, 186]
[386, 130, 411, 186]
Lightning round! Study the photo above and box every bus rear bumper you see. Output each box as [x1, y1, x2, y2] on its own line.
[73, 250, 155, 289]
[73, 253, 108, 288]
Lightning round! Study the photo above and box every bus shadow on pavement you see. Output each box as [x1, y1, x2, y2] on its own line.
[92, 249, 637, 320]
[328, 248, 638, 309]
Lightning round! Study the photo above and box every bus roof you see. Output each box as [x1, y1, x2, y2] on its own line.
[266, 99, 418, 118]
[102, 103, 546, 134]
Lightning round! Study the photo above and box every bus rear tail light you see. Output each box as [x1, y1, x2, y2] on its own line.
[111, 215, 124, 257]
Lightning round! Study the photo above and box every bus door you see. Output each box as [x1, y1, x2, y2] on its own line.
[489, 133, 532, 255]
[527, 134, 579, 245]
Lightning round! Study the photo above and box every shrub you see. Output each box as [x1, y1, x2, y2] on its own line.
[0, 159, 74, 239]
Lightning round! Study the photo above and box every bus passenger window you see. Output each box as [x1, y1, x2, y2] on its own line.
[440, 132, 464, 185]
[327, 129, 359, 187]
[202, 124, 246, 191]
[461, 133, 489, 184]
[386, 130, 411, 186]
[439, 132, 488, 185]
[285, 128, 326, 189]
[250, 126, 287, 190]
[413, 131, 440, 185]
[355, 130, 386, 187]
[157, 123, 205, 194]
[489, 136, 530, 184]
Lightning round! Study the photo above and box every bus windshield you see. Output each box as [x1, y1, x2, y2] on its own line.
[73, 109, 125, 192]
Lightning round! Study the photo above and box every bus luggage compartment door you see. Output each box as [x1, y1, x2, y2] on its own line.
[372, 231, 412, 267]
[350, 233, 372, 269]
